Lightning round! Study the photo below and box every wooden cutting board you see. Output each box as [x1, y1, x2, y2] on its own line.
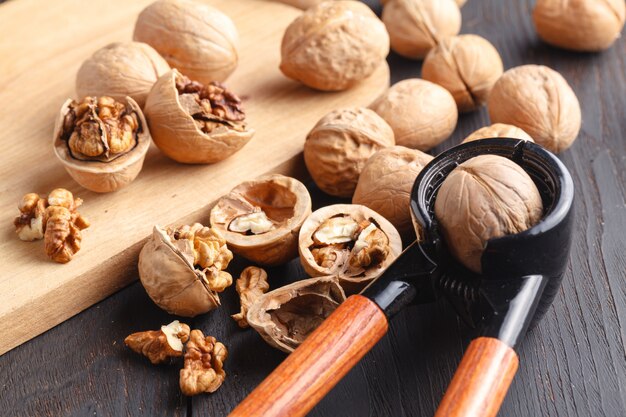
[0, 0, 389, 355]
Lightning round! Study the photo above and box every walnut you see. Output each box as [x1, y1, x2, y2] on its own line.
[382, 0, 461, 60]
[53, 96, 151, 193]
[279, 1, 390, 91]
[231, 267, 270, 328]
[422, 35, 503, 112]
[353, 146, 433, 237]
[247, 276, 346, 352]
[533, 0, 625, 52]
[304, 108, 395, 197]
[14, 189, 89, 263]
[138, 224, 233, 317]
[210, 175, 312, 266]
[134, 0, 239, 83]
[370, 79, 457, 151]
[144, 69, 254, 164]
[487, 65, 581, 153]
[124, 320, 191, 365]
[462, 123, 534, 144]
[76, 42, 170, 108]
[434, 155, 543, 273]
[299, 204, 402, 294]
[180, 330, 228, 396]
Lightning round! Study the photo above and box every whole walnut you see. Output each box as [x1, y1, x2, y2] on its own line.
[533, 0, 625, 52]
[370, 79, 457, 151]
[76, 42, 170, 108]
[422, 35, 503, 112]
[382, 0, 461, 60]
[353, 146, 433, 236]
[462, 123, 534, 144]
[134, 0, 239, 84]
[280, 1, 390, 91]
[304, 107, 395, 197]
[488, 65, 581, 154]
[435, 155, 543, 273]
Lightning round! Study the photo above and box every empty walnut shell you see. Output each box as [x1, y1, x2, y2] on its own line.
[53, 96, 151, 193]
[144, 69, 254, 164]
[247, 276, 346, 352]
[76, 42, 170, 108]
[462, 123, 534, 144]
[353, 146, 433, 237]
[138, 226, 225, 317]
[133, 0, 239, 83]
[210, 174, 312, 266]
[299, 204, 402, 294]
[280, 0, 390, 91]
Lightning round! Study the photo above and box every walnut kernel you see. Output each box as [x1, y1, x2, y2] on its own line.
[124, 320, 191, 365]
[180, 330, 228, 396]
[231, 267, 270, 328]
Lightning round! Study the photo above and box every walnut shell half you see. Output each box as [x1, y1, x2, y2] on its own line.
[247, 275, 346, 352]
[210, 174, 312, 266]
[53, 96, 151, 193]
[144, 69, 254, 164]
[299, 204, 402, 294]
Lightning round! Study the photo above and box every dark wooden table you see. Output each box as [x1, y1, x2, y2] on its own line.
[2, 0, 625, 416]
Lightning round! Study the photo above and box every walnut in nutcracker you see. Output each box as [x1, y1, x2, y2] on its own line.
[280, 1, 390, 91]
[435, 155, 543, 273]
[138, 223, 233, 317]
[299, 204, 402, 294]
[462, 124, 534, 144]
[370, 79, 457, 151]
[422, 35, 503, 112]
[231, 267, 270, 328]
[304, 108, 395, 198]
[125, 320, 191, 364]
[353, 146, 433, 237]
[382, 0, 461, 60]
[488, 65, 581, 153]
[247, 276, 346, 352]
[180, 330, 228, 396]
[53, 96, 151, 193]
[76, 42, 170, 108]
[144, 69, 254, 164]
[210, 175, 311, 266]
[134, 0, 239, 83]
[533, 0, 625, 52]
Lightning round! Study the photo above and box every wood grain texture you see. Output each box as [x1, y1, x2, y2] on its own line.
[0, 0, 389, 355]
[0, 0, 625, 416]
[229, 295, 388, 417]
[435, 337, 519, 417]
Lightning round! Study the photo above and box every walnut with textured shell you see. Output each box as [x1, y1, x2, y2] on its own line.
[298, 204, 402, 294]
[53, 96, 151, 193]
[144, 69, 254, 164]
[462, 124, 534, 144]
[247, 275, 346, 352]
[210, 175, 312, 266]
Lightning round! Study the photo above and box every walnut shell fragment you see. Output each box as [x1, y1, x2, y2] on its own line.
[134, 0, 239, 83]
[370, 79, 458, 151]
[299, 204, 402, 294]
[247, 276, 346, 352]
[210, 175, 312, 266]
[304, 107, 395, 197]
[76, 42, 170, 108]
[124, 320, 191, 365]
[487, 65, 581, 153]
[180, 329, 227, 396]
[53, 96, 151, 193]
[434, 155, 543, 273]
[138, 224, 233, 317]
[144, 69, 254, 164]
[231, 266, 270, 328]
[462, 124, 534, 144]
[280, 0, 390, 91]
[353, 146, 433, 237]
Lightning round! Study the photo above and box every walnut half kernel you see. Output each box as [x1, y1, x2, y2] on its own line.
[231, 266, 270, 328]
[125, 320, 191, 365]
[228, 209, 274, 235]
[180, 330, 228, 396]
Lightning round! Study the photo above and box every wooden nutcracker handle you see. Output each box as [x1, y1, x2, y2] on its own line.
[435, 337, 519, 417]
[229, 294, 388, 417]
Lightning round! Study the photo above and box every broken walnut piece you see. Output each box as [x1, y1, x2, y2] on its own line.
[231, 266, 270, 328]
[124, 320, 191, 365]
[349, 223, 390, 269]
[14, 193, 48, 241]
[228, 209, 274, 235]
[180, 330, 228, 396]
